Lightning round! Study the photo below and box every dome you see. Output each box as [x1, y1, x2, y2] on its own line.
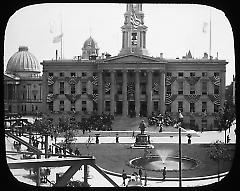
[6, 46, 40, 74]
[82, 36, 99, 49]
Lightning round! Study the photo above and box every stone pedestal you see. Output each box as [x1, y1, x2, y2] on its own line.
[131, 133, 154, 149]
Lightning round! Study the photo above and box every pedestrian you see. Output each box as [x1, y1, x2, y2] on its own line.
[201, 127, 204, 133]
[162, 167, 166, 180]
[50, 134, 53, 141]
[116, 133, 119, 143]
[144, 170, 147, 186]
[139, 167, 143, 180]
[55, 147, 59, 155]
[69, 147, 73, 155]
[227, 135, 231, 143]
[41, 137, 44, 149]
[122, 170, 127, 186]
[132, 130, 135, 138]
[74, 147, 80, 156]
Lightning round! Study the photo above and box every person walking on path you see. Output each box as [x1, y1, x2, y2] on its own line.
[162, 167, 166, 181]
[144, 170, 147, 186]
[122, 170, 127, 186]
[139, 168, 143, 182]
[132, 131, 135, 138]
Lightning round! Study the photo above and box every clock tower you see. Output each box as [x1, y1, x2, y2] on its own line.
[119, 3, 148, 56]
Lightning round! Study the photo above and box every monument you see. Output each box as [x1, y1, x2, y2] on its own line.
[130, 120, 154, 149]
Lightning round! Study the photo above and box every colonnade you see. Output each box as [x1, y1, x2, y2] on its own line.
[97, 69, 165, 117]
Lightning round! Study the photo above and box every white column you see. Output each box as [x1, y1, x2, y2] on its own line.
[159, 71, 166, 114]
[135, 69, 140, 117]
[122, 70, 128, 117]
[147, 70, 153, 116]
[110, 70, 116, 115]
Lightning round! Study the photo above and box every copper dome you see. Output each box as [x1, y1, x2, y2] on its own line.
[6, 46, 40, 74]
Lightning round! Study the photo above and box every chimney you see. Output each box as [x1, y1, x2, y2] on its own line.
[56, 50, 58, 60]
[160, 53, 163, 59]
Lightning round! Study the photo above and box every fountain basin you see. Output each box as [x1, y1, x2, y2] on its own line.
[128, 156, 198, 171]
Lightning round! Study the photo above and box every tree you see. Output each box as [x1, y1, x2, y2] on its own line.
[208, 140, 232, 182]
[217, 101, 235, 143]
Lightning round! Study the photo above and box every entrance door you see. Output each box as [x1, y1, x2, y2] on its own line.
[128, 101, 135, 117]
[140, 101, 147, 117]
[116, 101, 122, 115]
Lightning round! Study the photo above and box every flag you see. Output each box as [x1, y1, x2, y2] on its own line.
[152, 82, 159, 92]
[53, 33, 63, 43]
[130, 10, 141, 29]
[202, 22, 208, 33]
[105, 82, 111, 93]
[127, 82, 135, 95]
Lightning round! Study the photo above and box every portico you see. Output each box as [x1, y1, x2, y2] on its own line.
[97, 54, 166, 117]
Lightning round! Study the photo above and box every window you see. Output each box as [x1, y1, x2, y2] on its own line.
[214, 72, 219, 77]
[71, 84, 75, 95]
[214, 104, 219, 113]
[178, 101, 183, 112]
[105, 101, 111, 112]
[82, 82, 87, 94]
[190, 103, 195, 112]
[178, 81, 183, 95]
[71, 72, 76, 77]
[202, 72, 207, 77]
[166, 85, 171, 94]
[153, 101, 158, 112]
[49, 85, 53, 94]
[190, 84, 195, 94]
[202, 81, 207, 95]
[202, 102, 207, 112]
[141, 83, 146, 94]
[82, 72, 87, 77]
[59, 82, 64, 94]
[166, 72, 172, 77]
[71, 101, 75, 111]
[117, 83, 122, 94]
[60, 72, 64, 77]
[60, 100, 64, 111]
[82, 101, 87, 112]
[166, 104, 171, 112]
[190, 72, 195, 77]
[178, 72, 184, 77]
[49, 72, 53, 77]
[48, 102, 53, 111]
[214, 85, 219, 94]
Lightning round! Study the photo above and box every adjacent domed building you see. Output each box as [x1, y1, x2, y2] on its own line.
[4, 46, 42, 114]
[6, 46, 41, 77]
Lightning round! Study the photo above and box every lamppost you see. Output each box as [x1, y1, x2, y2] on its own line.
[178, 110, 183, 188]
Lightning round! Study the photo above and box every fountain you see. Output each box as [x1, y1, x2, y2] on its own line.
[128, 149, 198, 171]
[156, 149, 172, 164]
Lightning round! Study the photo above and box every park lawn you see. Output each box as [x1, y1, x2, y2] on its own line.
[69, 143, 235, 178]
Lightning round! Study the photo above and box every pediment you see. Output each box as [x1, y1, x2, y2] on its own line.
[104, 54, 160, 63]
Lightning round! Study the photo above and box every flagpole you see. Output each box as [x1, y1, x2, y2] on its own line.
[209, 8, 212, 60]
[60, 14, 63, 59]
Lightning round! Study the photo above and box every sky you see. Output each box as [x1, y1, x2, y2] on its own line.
[4, 3, 235, 85]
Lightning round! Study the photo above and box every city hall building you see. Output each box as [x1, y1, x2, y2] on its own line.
[5, 4, 227, 130]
